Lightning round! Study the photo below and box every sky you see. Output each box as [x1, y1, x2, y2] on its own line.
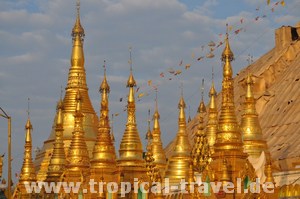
[0, 0, 299, 182]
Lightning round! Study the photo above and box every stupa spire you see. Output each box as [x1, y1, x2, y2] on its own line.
[64, 0, 95, 114]
[66, 90, 90, 175]
[90, 62, 117, 189]
[145, 110, 157, 182]
[241, 73, 270, 159]
[151, 90, 167, 175]
[118, 47, 146, 182]
[165, 87, 191, 185]
[192, 79, 210, 173]
[46, 99, 66, 182]
[209, 32, 250, 193]
[34, 0, 97, 184]
[18, 108, 36, 197]
[206, 67, 218, 154]
[214, 32, 244, 152]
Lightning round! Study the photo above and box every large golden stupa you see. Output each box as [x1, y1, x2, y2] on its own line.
[9, 1, 300, 198]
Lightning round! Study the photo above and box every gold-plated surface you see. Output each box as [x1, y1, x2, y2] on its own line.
[46, 99, 66, 183]
[187, 163, 195, 193]
[151, 93, 167, 176]
[90, 67, 118, 188]
[220, 159, 231, 183]
[63, 91, 91, 197]
[210, 34, 251, 196]
[118, 66, 147, 182]
[241, 73, 270, 160]
[165, 94, 191, 185]
[145, 112, 158, 182]
[206, 80, 218, 155]
[61, 2, 98, 147]
[18, 3, 286, 198]
[66, 91, 90, 173]
[265, 163, 275, 183]
[214, 34, 244, 152]
[34, 2, 98, 174]
[192, 91, 210, 173]
[17, 118, 36, 198]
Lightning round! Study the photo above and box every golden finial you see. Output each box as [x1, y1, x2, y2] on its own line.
[246, 73, 254, 98]
[127, 47, 136, 87]
[55, 97, 64, 129]
[72, 0, 84, 38]
[76, 0, 80, 14]
[208, 66, 217, 99]
[209, 66, 217, 106]
[146, 109, 152, 140]
[25, 98, 32, 131]
[111, 114, 115, 142]
[221, 26, 234, 62]
[25, 121, 32, 142]
[198, 79, 206, 113]
[153, 90, 160, 126]
[178, 83, 186, 109]
[100, 60, 110, 93]
[145, 110, 152, 155]
[56, 99, 64, 126]
[201, 78, 204, 101]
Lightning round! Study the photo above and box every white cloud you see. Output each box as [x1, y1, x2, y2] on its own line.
[105, 0, 185, 16]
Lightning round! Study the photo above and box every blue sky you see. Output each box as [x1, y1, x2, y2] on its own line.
[0, 0, 299, 182]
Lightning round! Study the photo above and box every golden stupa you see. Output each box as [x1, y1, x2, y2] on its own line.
[34, 0, 98, 181]
[206, 77, 218, 155]
[46, 99, 66, 183]
[10, 1, 300, 198]
[164, 91, 192, 186]
[14, 118, 36, 199]
[151, 92, 167, 176]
